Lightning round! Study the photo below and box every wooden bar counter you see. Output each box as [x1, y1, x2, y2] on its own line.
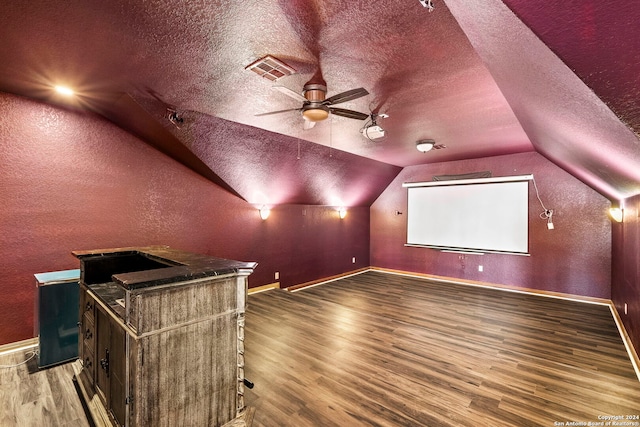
[71, 246, 257, 427]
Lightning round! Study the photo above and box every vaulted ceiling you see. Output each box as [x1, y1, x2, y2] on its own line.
[1, 0, 639, 205]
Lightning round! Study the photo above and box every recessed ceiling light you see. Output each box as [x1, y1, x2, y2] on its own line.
[54, 85, 74, 96]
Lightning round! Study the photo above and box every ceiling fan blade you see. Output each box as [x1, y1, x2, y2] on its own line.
[329, 107, 369, 120]
[324, 88, 369, 105]
[303, 119, 316, 130]
[273, 85, 307, 102]
[255, 108, 301, 117]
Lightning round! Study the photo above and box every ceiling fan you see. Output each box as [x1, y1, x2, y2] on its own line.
[256, 81, 370, 129]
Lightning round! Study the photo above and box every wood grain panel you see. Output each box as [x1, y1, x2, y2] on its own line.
[134, 315, 238, 426]
[129, 277, 238, 334]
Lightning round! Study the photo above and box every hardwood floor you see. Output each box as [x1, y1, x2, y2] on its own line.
[1, 270, 639, 426]
[0, 349, 89, 426]
[243, 271, 640, 427]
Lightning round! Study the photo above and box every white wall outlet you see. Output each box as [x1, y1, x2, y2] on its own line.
[478, 265, 483, 272]
[625, 303, 628, 315]
[275, 271, 279, 281]
[352, 257, 356, 263]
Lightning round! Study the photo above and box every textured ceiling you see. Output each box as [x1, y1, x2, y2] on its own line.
[447, 0, 640, 200]
[1, 0, 639, 203]
[502, 0, 640, 137]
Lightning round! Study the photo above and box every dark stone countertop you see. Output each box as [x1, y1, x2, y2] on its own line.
[89, 282, 127, 318]
[72, 245, 257, 290]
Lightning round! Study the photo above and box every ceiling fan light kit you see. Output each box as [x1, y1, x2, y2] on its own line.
[302, 104, 330, 122]
[301, 83, 330, 122]
[256, 77, 369, 128]
[303, 83, 327, 102]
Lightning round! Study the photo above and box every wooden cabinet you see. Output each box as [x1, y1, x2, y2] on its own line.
[73, 246, 256, 427]
[79, 286, 95, 384]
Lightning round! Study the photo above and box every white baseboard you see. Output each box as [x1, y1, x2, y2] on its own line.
[0, 337, 38, 356]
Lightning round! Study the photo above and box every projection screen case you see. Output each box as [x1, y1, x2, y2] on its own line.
[403, 175, 533, 255]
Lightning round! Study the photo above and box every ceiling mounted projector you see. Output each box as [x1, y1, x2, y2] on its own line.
[361, 112, 388, 140]
[361, 125, 385, 139]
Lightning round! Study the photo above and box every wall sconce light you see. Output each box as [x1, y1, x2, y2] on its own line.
[259, 206, 270, 220]
[338, 207, 347, 219]
[609, 207, 624, 223]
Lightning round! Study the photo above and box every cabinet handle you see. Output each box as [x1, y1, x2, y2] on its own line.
[85, 301, 93, 311]
[100, 349, 109, 376]
[85, 329, 92, 340]
[84, 357, 92, 368]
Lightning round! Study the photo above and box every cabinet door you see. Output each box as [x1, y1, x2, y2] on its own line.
[78, 287, 94, 363]
[96, 305, 110, 405]
[95, 305, 127, 427]
[110, 325, 126, 427]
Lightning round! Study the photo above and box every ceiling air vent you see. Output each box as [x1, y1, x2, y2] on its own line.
[245, 55, 296, 81]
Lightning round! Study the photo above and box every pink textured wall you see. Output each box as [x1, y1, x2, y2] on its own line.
[612, 194, 640, 353]
[371, 152, 612, 299]
[0, 92, 370, 345]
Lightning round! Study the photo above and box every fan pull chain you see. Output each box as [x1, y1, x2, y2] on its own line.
[329, 113, 333, 158]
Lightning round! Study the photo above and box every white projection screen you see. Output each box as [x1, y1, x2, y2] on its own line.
[404, 175, 532, 255]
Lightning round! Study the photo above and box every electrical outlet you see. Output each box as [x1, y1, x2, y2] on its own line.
[478, 265, 483, 272]
[352, 257, 356, 263]
[275, 271, 279, 280]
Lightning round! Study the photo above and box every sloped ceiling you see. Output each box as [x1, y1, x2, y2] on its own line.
[0, 1, 638, 204]
[446, 0, 640, 200]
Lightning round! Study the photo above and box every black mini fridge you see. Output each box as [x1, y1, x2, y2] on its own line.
[34, 269, 80, 368]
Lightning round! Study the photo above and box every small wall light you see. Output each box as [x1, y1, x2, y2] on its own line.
[609, 207, 624, 223]
[338, 207, 347, 219]
[259, 206, 271, 220]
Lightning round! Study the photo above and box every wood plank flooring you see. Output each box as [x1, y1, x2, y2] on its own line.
[243, 271, 640, 427]
[0, 350, 89, 426]
[1, 270, 639, 426]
